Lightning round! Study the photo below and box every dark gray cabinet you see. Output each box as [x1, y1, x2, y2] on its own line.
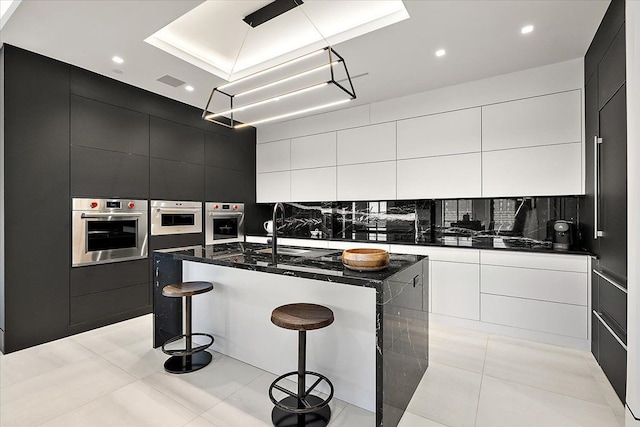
[1, 46, 71, 353]
[150, 158, 204, 201]
[598, 87, 627, 282]
[71, 259, 149, 297]
[584, 0, 627, 403]
[205, 131, 248, 171]
[69, 259, 150, 329]
[150, 117, 204, 164]
[71, 95, 149, 155]
[1, 44, 257, 353]
[205, 166, 245, 201]
[71, 146, 150, 198]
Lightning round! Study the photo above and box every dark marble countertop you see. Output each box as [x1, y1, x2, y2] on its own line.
[250, 233, 592, 256]
[155, 242, 426, 288]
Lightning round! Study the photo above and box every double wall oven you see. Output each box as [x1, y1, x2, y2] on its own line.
[205, 202, 245, 244]
[72, 198, 148, 267]
[150, 200, 202, 236]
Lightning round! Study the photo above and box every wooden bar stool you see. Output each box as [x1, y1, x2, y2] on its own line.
[269, 303, 335, 427]
[161, 281, 214, 374]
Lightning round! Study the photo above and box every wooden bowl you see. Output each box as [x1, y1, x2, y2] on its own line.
[342, 248, 390, 271]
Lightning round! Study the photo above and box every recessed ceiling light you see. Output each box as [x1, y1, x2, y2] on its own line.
[112, 56, 124, 64]
[435, 49, 446, 57]
[521, 25, 534, 34]
[185, 85, 194, 92]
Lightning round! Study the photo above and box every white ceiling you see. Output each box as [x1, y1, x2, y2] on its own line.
[1, 0, 609, 127]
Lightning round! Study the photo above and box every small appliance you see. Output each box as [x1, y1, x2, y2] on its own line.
[547, 220, 575, 251]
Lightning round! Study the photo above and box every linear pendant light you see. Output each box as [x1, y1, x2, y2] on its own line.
[203, 46, 356, 129]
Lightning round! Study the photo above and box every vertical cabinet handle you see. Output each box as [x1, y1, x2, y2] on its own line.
[594, 136, 603, 239]
[412, 274, 419, 288]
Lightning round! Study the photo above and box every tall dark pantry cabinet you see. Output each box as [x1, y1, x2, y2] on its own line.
[584, 0, 628, 403]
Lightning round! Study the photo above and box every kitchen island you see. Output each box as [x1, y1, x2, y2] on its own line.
[153, 242, 429, 427]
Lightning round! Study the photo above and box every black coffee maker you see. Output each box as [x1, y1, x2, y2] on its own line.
[546, 220, 575, 251]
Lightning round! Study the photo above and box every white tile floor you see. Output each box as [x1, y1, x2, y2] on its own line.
[0, 315, 626, 427]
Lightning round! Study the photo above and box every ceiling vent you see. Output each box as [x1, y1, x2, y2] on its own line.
[156, 75, 185, 87]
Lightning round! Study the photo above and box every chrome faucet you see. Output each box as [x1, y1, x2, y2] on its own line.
[272, 202, 285, 264]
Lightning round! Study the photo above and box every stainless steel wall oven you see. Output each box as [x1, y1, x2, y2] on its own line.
[72, 198, 148, 267]
[205, 202, 245, 244]
[150, 200, 202, 236]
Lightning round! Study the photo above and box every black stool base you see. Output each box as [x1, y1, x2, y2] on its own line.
[271, 396, 331, 427]
[164, 351, 212, 374]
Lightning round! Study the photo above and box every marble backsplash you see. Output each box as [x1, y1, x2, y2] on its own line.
[269, 197, 581, 249]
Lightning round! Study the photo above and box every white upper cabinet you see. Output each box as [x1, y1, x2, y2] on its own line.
[291, 167, 336, 202]
[337, 122, 396, 165]
[337, 161, 396, 201]
[397, 153, 482, 199]
[482, 90, 582, 151]
[482, 142, 582, 197]
[290, 132, 337, 170]
[396, 108, 481, 159]
[256, 171, 290, 203]
[257, 140, 290, 173]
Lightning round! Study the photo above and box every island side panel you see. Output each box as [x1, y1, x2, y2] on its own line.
[153, 252, 183, 348]
[382, 258, 430, 427]
[184, 261, 378, 413]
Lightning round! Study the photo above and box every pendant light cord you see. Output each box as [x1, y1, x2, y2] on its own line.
[295, 0, 330, 48]
[228, 25, 251, 81]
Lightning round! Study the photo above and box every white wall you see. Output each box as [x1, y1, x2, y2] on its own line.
[257, 58, 584, 144]
[626, 0, 640, 423]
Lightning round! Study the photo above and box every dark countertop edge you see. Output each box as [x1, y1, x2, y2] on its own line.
[154, 245, 426, 289]
[249, 234, 593, 257]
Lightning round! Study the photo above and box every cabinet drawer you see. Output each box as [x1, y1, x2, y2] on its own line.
[481, 294, 587, 338]
[480, 251, 588, 273]
[432, 261, 479, 320]
[596, 270, 627, 332]
[481, 265, 587, 305]
[386, 262, 424, 311]
[71, 258, 149, 297]
[595, 313, 627, 402]
[70, 282, 150, 326]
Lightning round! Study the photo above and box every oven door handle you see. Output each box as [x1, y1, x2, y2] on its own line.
[156, 209, 201, 214]
[81, 212, 143, 219]
[209, 212, 244, 217]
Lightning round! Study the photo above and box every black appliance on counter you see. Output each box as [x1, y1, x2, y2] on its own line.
[546, 220, 575, 251]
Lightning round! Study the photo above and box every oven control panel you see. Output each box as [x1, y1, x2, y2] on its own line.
[208, 202, 243, 212]
[73, 198, 146, 212]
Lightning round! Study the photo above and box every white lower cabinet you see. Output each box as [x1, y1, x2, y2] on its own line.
[431, 261, 480, 320]
[480, 294, 587, 339]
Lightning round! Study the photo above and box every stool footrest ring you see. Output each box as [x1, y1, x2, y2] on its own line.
[268, 370, 334, 414]
[161, 333, 214, 357]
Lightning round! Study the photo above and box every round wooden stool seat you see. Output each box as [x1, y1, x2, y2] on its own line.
[271, 303, 334, 331]
[162, 281, 213, 298]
